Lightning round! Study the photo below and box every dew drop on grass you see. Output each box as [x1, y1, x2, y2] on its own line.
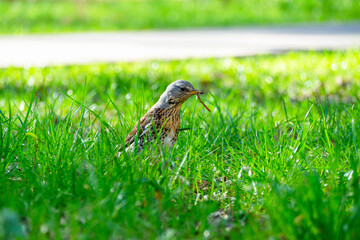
[293, 146, 298, 154]
[19, 101, 25, 111]
[151, 83, 160, 90]
[45, 74, 52, 83]
[279, 61, 286, 71]
[344, 170, 353, 180]
[90, 104, 97, 111]
[252, 181, 258, 195]
[203, 230, 210, 238]
[341, 61, 348, 69]
[151, 62, 159, 70]
[239, 74, 246, 82]
[117, 193, 123, 201]
[222, 58, 233, 69]
[331, 63, 338, 71]
[60, 217, 66, 225]
[300, 72, 307, 80]
[237, 65, 244, 73]
[40, 224, 49, 234]
[52, 92, 59, 99]
[111, 83, 117, 90]
[27, 76, 35, 86]
[265, 76, 273, 84]
[67, 89, 73, 96]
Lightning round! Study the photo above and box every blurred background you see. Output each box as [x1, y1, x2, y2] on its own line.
[1, 0, 360, 34]
[1, 1, 360, 239]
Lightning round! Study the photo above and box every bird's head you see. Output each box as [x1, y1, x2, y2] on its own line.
[158, 80, 202, 106]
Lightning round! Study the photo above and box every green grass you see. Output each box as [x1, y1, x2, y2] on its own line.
[1, 50, 360, 239]
[1, 0, 360, 34]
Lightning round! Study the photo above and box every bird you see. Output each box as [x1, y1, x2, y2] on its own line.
[120, 80, 210, 154]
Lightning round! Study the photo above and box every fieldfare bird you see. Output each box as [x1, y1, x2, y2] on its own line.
[121, 80, 210, 154]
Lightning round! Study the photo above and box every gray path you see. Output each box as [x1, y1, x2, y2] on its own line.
[0, 24, 359, 67]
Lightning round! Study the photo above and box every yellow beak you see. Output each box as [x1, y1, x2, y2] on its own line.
[189, 90, 203, 95]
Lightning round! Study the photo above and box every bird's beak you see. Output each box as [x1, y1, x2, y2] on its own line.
[189, 90, 203, 95]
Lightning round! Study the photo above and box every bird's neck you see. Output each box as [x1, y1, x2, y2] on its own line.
[155, 98, 185, 110]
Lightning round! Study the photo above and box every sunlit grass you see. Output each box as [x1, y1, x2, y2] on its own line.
[1, 50, 360, 238]
[1, 0, 360, 34]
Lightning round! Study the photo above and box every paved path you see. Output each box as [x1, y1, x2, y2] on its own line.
[1, 24, 359, 67]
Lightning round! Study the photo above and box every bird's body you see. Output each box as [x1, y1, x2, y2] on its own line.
[121, 80, 208, 154]
[124, 103, 181, 152]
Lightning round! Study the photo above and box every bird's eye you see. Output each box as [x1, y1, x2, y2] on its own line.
[180, 87, 186, 91]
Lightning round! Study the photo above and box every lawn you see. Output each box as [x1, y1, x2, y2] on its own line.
[1, 0, 360, 34]
[1, 50, 360, 239]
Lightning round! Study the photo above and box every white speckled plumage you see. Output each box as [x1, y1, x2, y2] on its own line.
[120, 80, 202, 154]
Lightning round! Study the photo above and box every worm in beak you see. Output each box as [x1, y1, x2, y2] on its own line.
[193, 90, 210, 112]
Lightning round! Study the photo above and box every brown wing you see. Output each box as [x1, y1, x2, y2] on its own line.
[124, 109, 155, 147]
[123, 107, 171, 149]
